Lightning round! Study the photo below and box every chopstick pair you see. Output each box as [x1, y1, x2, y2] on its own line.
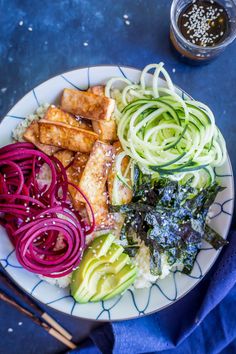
[0, 290, 76, 349]
[0, 270, 76, 349]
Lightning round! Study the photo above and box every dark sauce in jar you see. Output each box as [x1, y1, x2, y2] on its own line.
[178, 0, 230, 47]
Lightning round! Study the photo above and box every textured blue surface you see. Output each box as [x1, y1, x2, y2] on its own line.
[0, 0, 236, 353]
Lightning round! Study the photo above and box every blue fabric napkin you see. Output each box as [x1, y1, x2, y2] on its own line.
[71, 230, 236, 354]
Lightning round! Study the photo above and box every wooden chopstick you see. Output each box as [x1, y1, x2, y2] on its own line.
[0, 270, 73, 340]
[0, 290, 76, 350]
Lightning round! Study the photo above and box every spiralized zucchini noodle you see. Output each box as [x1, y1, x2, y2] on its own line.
[105, 63, 226, 189]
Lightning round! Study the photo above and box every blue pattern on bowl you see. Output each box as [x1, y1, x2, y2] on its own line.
[0, 66, 233, 321]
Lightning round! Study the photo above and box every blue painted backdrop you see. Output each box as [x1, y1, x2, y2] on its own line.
[0, 0, 235, 353]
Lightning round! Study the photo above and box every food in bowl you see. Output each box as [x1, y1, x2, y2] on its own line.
[0, 63, 228, 303]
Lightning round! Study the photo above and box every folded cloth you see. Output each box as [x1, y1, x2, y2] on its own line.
[72, 230, 236, 354]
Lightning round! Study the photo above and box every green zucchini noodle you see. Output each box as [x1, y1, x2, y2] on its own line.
[105, 63, 226, 188]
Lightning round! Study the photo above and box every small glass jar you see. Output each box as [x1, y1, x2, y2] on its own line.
[170, 0, 236, 63]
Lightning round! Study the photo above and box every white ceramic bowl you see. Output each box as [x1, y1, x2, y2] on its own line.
[0, 65, 234, 320]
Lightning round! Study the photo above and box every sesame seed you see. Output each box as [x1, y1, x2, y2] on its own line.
[28, 26, 33, 31]
[19, 20, 24, 26]
[180, 1, 227, 46]
[83, 42, 88, 47]
[125, 20, 130, 26]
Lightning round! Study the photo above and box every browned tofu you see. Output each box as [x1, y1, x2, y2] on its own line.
[107, 141, 133, 205]
[89, 187, 114, 230]
[92, 120, 117, 142]
[88, 85, 105, 96]
[61, 88, 115, 121]
[87, 86, 117, 141]
[53, 150, 89, 210]
[68, 152, 89, 182]
[54, 149, 75, 167]
[23, 121, 60, 156]
[44, 106, 93, 131]
[67, 152, 89, 210]
[74, 117, 93, 131]
[38, 120, 98, 153]
[76, 141, 115, 229]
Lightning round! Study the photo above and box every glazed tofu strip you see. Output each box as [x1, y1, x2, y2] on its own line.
[76, 141, 115, 229]
[92, 120, 117, 142]
[87, 85, 105, 96]
[23, 121, 60, 156]
[107, 141, 133, 205]
[89, 187, 114, 230]
[67, 152, 89, 209]
[61, 88, 115, 121]
[38, 120, 98, 153]
[54, 150, 89, 210]
[67, 152, 89, 184]
[44, 106, 93, 131]
[53, 149, 75, 167]
[88, 86, 117, 142]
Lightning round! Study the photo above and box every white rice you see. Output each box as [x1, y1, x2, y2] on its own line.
[133, 241, 159, 288]
[12, 103, 49, 142]
[39, 274, 72, 288]
[132, 240, 172, 289]
[37, 163, 52, 189]
[112, 219, 172, 289]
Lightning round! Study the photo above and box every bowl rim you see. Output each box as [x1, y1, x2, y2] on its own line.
[0, 64, 234, 322]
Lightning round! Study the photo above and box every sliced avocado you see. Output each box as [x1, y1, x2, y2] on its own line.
[79, 233, 115, 273]
[74, 242, 123, 292]
[103, 273, 137, 301]
[71, 233, 115, 297]
[72, 241, 123, 301]
[90, 253, 130, 302]
[102, 263, 137, 300]
[90, 262, 137, 302]
[77, 254, 129, 303]
[70, 233, 138, 304]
